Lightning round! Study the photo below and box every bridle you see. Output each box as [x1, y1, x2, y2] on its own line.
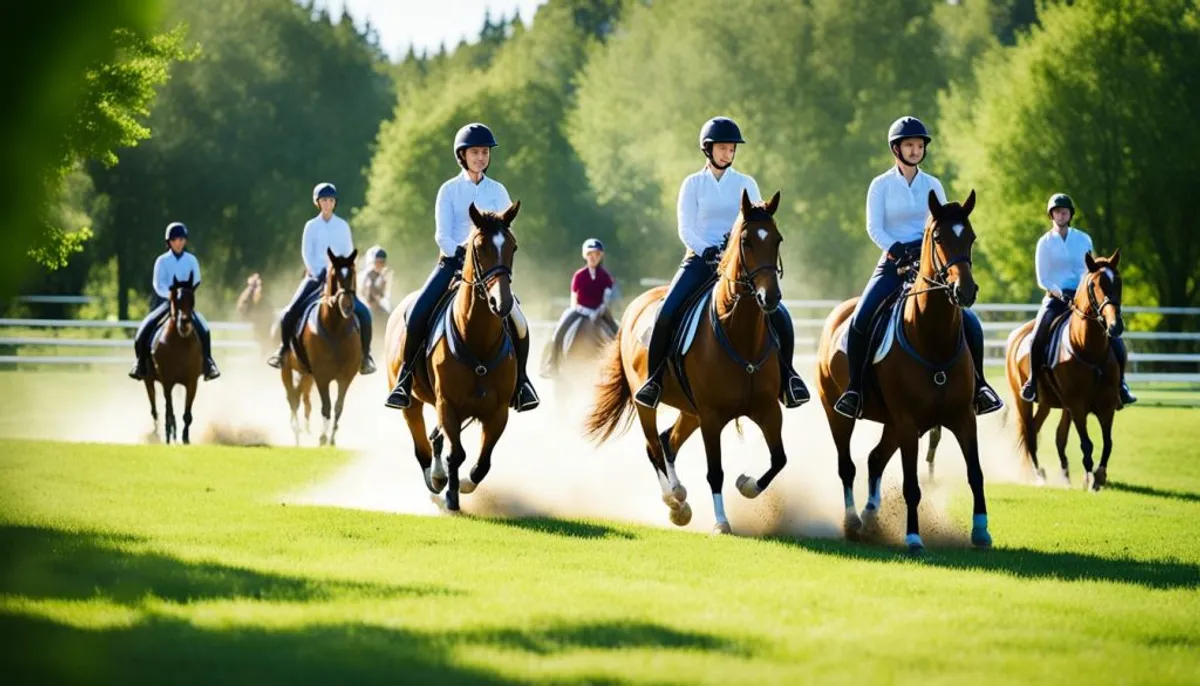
[460, 235, 514, 303]
[903, 223, 973, 305]
[716, 225, 783, 319]
[322, 267, 356, 317]
[1068, 272, 1121, 337]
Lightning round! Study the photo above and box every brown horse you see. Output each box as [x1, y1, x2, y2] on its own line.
[385, 202, 521, 511]
[817, 190, 991, 553]
[585, 190, 788, 535]
[545, 313, 617, 397]
[143, 274, 203, 444]
[281, 249, 361, 447]
[1006, 250, 1125, 491]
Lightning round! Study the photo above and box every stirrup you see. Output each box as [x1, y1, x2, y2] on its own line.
[385, 371, 413, 409]
[974, 384, 1003, 416]
[635, 378, 663, 409]
[129, 360, 146, 380]
[1118, 383, 1137, 408]
[781, 374, 810, 409]
[204, 359, 221, 381]
[512, 380, 540, 412]
[1020, 379, 1038, 403]
[833, 389, 861, 419]
[360, 354, 377, 375]
[267, 348, 286, 369]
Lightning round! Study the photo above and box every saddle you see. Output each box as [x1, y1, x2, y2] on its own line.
[1015, 310, 1074, 370]
[419, 283, 513, 377]
[290, 290, 360, 373]
[560, 311, 615, 356]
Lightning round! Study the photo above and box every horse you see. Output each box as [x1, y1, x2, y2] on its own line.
[585, 189, 789, 535]
[1006, 250, 1125, 491]
[236, 272, 276, 351]
[384, 201, 522, 512]
[816, 190, 991, 553]
[543, 311, 618, 396]
[143, 274, 203, 444]
[281, 249, 362, 447]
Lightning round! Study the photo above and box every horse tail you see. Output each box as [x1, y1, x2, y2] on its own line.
[584, 330, 634, 444]
[1014, 397, 1036, 468]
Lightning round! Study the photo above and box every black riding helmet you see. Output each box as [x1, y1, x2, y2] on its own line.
[164, 222, 188, 243]
[699, 117, 745, 164]
[454, 123, 499, 171]
[1047, 193, 1075, 219]
[888, 116, 931, 166]
[374, 248, 388, 260]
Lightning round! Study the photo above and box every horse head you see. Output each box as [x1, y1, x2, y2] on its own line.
[722, 189, 784, 313]
[1082, 249, 1124, 338]
[170, 273, 197, 337]
[325, 248, 359, 319]
[925, 190, 978, 308]
[466, 200, 520, 319]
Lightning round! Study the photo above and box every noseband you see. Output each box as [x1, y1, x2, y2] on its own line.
[461, 243, 513, 302]
[1069, 274, 1120, 337]
[716, 230, 783, 319]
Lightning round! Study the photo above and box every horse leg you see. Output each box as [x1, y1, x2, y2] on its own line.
[1094, 406, 1114, 490]
[823, 403, 860, 537]
[436, 404, 466, 512]
[281, 365, 302, 446]
[699, 419, 732, 535]
[404, 402, 443, 493]
[181, 380, 197, 445]
[1055, 409, 1072, 484]
[925, 426, 942, 482]
[462, 409, 509, 495]
[897, 424, 924, 553]
[635, 405, 689, 526]
[143, 378, 159, 439]
[163, 383, 176, 445]
[316, 381, 333, 447]
[329, 377, 352, 447]
[301, 374, 314, 434]
[1029, 401, 1053, 484]
[1070, 407, 1096, 490]
[948, 414, 991, 548]
[862, 424, 899, 538]
[737, 401, 786, 499]
[661, 412, 699, 504]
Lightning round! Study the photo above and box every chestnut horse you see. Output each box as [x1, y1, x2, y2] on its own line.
[1006, 250, 1125, 491]
[281, 249, 361, 447]
[817, 190, 991, 553]
[585, 190, 789, 535]
[143, 274, 203, 444]
[385, 202, 522, 512]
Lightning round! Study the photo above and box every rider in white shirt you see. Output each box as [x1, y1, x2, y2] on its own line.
[634, 116, 809, 410]
[384, 123, 539, 412]
[1020, 193, 1136, 405]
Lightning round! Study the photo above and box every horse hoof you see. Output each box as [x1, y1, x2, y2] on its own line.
[669, 502, 692, 527]
[459, 477, 476, 495]
[1060, 469, 1070, 485]
[671, 483, 688, 503]
[1035, 468, 1047, 486]
[1083, 472, 1095, 491]
[971, 527, 993, 549]
[844, 510, 863, 538]
[1094, 467, 1107, 490]
[905, 534, 925, 555]
[424, 468, 447, 494]
[319, 435, 328, 447]
[735, 474, 761, 499]
[712, 521, 732, 536]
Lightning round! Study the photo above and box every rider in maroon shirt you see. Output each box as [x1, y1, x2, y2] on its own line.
[542, 238, 618, 377]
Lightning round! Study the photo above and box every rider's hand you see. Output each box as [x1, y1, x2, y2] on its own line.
[701, 246, 721, 264]
[1049, 288, 1064, 301]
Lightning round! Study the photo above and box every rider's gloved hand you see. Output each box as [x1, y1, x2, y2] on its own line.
[701, 246, 721, 264]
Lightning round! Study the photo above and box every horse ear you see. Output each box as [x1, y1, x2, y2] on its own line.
[326, 247, 336, 263]
[740, 188, 753, 217]
[501, 200, 521, 224]
[765, 190, 781, 216]
[469, 202, 484, 228]
[172, 276, 180, 288]
[963, 189, 976, 217]
[928, 190, 943, 220]
[1109, 248, 1121, 269]
[1084, 251, 1098, 272]
[187, 271, 195, 287]
[348, 249, 358, 264]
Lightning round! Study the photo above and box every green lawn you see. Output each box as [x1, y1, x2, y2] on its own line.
[1, 399, 1199, 684]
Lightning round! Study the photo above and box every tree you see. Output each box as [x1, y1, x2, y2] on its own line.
[941, 0, 1200, 317]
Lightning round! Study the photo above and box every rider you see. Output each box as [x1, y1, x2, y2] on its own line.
[833, 116, 1004, 419]
[543, 238, 618, 378]
[634, 116, 810, 409]
[266, 182, 376, 374]
[384, 123, 540, 412]
[1020, 193, 1137, 406]
[359, 245, 393, 315]
[129, 222, 220, 381]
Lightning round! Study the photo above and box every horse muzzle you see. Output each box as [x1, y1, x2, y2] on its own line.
[951, 282, 978, 309]
[756, 288, 781, 314]
[1108, 316, 1125, 339]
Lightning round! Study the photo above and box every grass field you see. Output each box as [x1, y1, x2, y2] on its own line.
[1, 370, 1199, 684]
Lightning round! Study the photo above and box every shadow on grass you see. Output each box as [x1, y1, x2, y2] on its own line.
[0, 525, 748, 685]
[1106, 481, 1200, 504]
[775, 537, 1200, 590]
[0, 525, 453, 605]
[473, 516, 636, 540]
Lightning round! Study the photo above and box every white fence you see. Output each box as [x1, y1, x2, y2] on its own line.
[2, 300, 1198, 382]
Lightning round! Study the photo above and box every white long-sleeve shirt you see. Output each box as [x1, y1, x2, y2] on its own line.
[1035, 226, 1094, 294]
[152, 250, 202, 299]
[302, 213, 354, 277]
[865, 166, 947, 251]
[677, 166, 762, 254]
[434, 171, 513, 257]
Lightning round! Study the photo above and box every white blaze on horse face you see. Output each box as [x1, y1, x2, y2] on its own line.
[492, 232, 505, 254]
[757, 228, 768, 242]
[951, 223, 965, 238]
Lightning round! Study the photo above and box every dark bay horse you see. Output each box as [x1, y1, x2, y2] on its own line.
[281, 249, 362, 447]
[585, 190, 789, 535]
[817, 190, 991, 553]
[384, 201, 521, 512]
[1006, 250, 1125, 491]
[143, 274, 203, 444]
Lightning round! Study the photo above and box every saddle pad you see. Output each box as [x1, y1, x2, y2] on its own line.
[425, 288, 459, 356]
[1015, 313, 1073, 368]
[634, 289, 710, 359]
[835, 295, 901, 366]
[562, 316, 584, 354]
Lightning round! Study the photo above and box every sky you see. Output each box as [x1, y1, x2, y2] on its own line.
[319, 0, 548, 59]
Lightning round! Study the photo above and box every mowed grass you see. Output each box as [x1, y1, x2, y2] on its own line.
[1, 402, 1199, 684]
